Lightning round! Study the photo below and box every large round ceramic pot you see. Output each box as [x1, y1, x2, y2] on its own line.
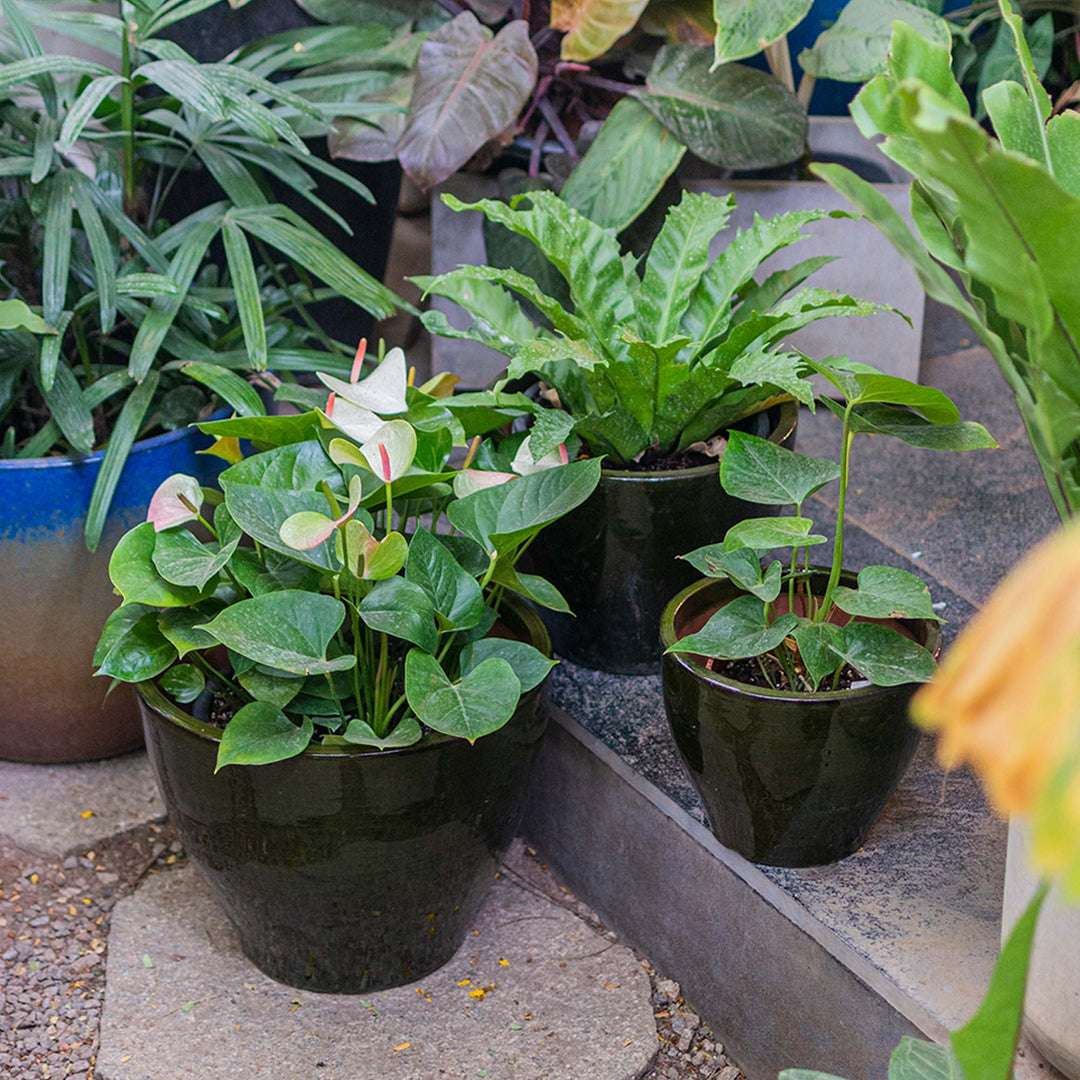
[660, 575, 942, 867]
[0, 425, 222, 764]
[138, 598, 552, 994]
[526, 401, 799, 675]
[1002, 819, 1080, 1079]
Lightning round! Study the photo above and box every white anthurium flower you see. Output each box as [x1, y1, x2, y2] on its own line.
[511, 436, 570, 476]
[320, 395, 383, 444]
[452, 469, 518, 498]
[317, 347, 409, 415]
[147, 474, 202, 531]
[361, 419, 417, 483]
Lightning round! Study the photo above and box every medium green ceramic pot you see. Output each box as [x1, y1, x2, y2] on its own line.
[138, 597, 551, 994]
[526, 402, 799, 675]
[660, 575, 942, 867]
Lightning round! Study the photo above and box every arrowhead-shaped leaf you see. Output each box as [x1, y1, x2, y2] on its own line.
[712, 0, 813, 67]
[343, 716, 423, 749]
[159, 664, 206, 704]
[666, 594, 798, 659]
[721, 430, 840, 507]
[551, 0, 649, 61]
[791, 619, 843, 691]
[832, 622, 936, 686]
[822, 400, 999, 451]
[197, 591, 355, 675]
[109, 523, 214, 608]
[151, 529, 240, 590]
[722, 516, 828, 552]
[680, 545, 783, 602]
[405, 649, 521, 742]
[95, 606, 178, 682]
[215, 701, 314, 771]
[406, 526, 486, 629]
[832, 565, 942, 622]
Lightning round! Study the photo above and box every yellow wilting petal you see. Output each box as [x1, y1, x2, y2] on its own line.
[198, 436, 242, 465]
[912, 521, 1080, 894]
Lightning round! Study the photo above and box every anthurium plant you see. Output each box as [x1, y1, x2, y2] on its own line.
[666, 357, 997, 689]
[418, 188, 892, 467]
[93, 345, 600, 769]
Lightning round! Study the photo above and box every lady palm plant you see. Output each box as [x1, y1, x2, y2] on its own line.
[0, 0, 402, 547]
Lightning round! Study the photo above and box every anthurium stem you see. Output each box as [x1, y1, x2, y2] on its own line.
[818, 405, 854, 620]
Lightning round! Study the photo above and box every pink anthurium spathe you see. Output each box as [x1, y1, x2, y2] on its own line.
[511, 436, 570, 476]
[147, 474, 203, 531]
[452, 469, 518, 498]
[279, 476, 364, 551]
[360, 420, 417, 484]
[317, 346, 408, 415]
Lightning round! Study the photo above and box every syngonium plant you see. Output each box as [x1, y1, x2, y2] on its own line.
[666, 358, 997, 689]
[811, 4, 1080, 521]
[93, 346, 601, 769]
[417, 188, 892, 467]
[0, 0, 401, 548]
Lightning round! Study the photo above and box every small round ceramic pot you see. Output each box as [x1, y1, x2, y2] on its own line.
[137, 597, 552, 994]
[660, 575, 942, 867]
[526, 401, 799, 675]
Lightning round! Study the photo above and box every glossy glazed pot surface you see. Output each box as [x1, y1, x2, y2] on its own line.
[139, 599, 552, 994]
[0, 423, 221, 763]
[527, 402, 799, 675]
[661, 576, 940, 867]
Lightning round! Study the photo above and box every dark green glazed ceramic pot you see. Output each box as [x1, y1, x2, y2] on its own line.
[526, 402, 799, 675]
[138, 597, 551, 994]
[660, 575, 942, 867]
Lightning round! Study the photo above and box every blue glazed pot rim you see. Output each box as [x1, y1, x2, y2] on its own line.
[598, 399, 798, 482]
[660, 573, 943, 703]
[136, 594, 553, 760]
[0, 409, 230, 472]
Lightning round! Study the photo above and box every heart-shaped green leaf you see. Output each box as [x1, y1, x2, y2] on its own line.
[821, 400, 999, 451]
[666, 594, 798, 659]
[832, 622, 936, 686]
[448, 457, 602, 554]
[159, 664, 206, 704]
[151, 529, 240, 590]
[720, 430, 840, 507]
[157, 609, 219, 659]
[406, 526, 486, 629]
[95, 608, 178, 682]
[461, 638, 556, 692]
[109, 523, 213, 608]
[405, 649, 521, 742]
[490, 560, 571, 612]
[359, 577, 439, 653]
[680, 545, 783, 602]
[832, 565, 942, 622]
[236, 668, 306, 709]
[712, 0, 813, 66]
[215, 701, 314, 771]
[197, 591, 355, 675]
[722, 516, 828, 552]
[342, 716, 423, 749]
[848, 372, 959, 423]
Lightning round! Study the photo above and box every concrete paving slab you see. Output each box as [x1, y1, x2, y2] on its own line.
[0, 751, 164, 857]
[98, 865, 657, 1080]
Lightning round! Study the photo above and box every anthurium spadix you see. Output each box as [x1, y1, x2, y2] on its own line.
[147, 474, 204, 531]
[279, 475, 364, 551]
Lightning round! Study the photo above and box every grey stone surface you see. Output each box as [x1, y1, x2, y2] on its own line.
[98, 865, 657, 1080]
[0, 751, 164, 856]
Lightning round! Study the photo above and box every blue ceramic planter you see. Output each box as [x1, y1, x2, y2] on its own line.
[0, 424, 223, 763]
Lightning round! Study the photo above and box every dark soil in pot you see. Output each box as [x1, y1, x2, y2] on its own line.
[137, 597, 552, 993]
[523, 401, 799, 675]
[660, 574, 942, 868]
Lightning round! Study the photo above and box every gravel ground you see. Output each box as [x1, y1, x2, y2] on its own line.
[0, 826, 745, 1080]
[0, 822, 181, 1079]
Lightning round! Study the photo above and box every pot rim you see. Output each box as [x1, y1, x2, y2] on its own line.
[137, 593, 553, 760]
[0, 409, 229, 472]
[596, 399, 799, 482]
[660, 573, 944, 703]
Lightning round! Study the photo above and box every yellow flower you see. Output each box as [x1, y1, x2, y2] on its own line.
[911, 521, 1080, 893]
